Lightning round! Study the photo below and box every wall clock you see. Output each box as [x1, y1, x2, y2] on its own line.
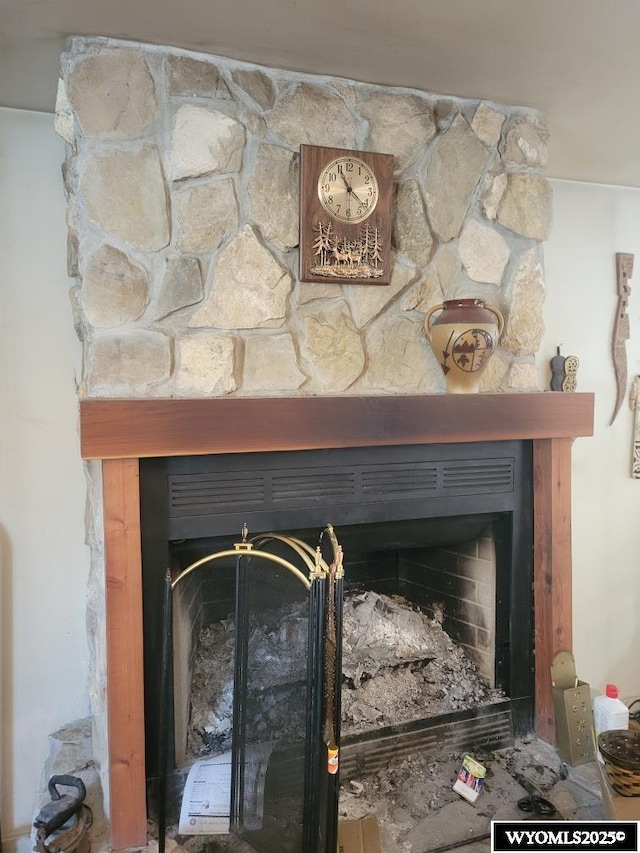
[299, 144, 394, 285]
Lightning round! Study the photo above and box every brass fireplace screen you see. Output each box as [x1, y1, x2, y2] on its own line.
[156, 525, 344, 853]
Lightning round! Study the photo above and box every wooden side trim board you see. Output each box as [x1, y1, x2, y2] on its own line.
[103, 458, 147, 849]
[533, 438, 574, 743]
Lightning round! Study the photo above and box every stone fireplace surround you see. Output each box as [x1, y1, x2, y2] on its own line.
[80, 391, 594, 849]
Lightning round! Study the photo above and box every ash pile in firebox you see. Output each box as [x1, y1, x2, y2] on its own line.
[187, 590, 501, 759]
[341, 591, 500, 734]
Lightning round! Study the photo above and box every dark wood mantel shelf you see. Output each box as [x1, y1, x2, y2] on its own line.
[80, 392, 594, 459]
[83, 392, 594, 850]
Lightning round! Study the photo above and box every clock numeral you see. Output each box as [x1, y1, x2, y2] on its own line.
[364, 174, 370, 184]
[346, 208, 351, 218]
[327, 195, 333, 205]
[323, 183, 331, 193]
[345, 162, 353, 172]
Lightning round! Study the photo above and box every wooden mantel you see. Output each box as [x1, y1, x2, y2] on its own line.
[81, 393, 595, 849]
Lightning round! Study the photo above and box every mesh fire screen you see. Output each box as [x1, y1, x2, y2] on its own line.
[233, 550, 312, 852]
[157, 532, 341, 853]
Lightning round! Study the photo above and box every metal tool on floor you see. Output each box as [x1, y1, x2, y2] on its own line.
[33, 775, 92, 853]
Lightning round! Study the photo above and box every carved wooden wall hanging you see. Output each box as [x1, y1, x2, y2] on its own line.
[610, 252, 634, 425]
[631, 377, 640, 478]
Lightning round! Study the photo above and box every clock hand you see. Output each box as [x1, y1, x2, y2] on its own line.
[339, 172, 366, 206]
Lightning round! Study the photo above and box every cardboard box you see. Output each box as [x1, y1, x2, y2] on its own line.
[338, 816, 382, 853]
[552, 680, 594, 766]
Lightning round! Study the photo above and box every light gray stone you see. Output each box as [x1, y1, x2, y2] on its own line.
[347, 259, 417, 328]
[358, 314, 442, 393]
[82, 244, 149, 327]
[268, 84, 358, 149]
[424, 114, 491, 242]
[173, 179, 238, 253]
[248, 144, 298, 250]
[458, 219, 510, 284]
[171, 105, 245, 180]
[243, 333, 306, 392]
[481, 172, 508, 221]
[173, 332, 236, 395]
[404, 269, 443, 315]
[156, 255, 203, 320]
[501, 249, 546, 356]
[54, 77, 74, 143]
[479, 350, 510, 392]
[38, 719, 109, 853]
[232, 69, 276, 109]
[80, 145, 170, 250]
[361, 93, 436, 171]
[393, 181, 434, 267]
[403, 243, 461, 312]
[190, 226, 292, 329]
[88, 330, 171, 394]
[243, 111, 268, 138]
[434, 99, 459, 129]
[497, 174, 553, 239]
[471, 102, 506, 147]
[167, 55, 231, 98]
[507, 360, 539, 391]
[298, 299, 365, 393]
[502, 116, 549, 168]
[298, 282, 343, 304]
[67, 49, 157, 137]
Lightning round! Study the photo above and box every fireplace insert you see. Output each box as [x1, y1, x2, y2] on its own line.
[140, 439, 533, 850]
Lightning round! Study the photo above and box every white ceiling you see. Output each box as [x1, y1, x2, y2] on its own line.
[3, 0, 640, 187]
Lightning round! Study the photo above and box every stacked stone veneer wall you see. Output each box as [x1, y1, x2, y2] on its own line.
[54, 35, 551, 824]
[57, 36, 550, 400]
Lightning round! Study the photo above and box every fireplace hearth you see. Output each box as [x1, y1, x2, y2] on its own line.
[80, 392, 594, 849]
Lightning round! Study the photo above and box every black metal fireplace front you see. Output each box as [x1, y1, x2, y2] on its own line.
[140, 439, 533, 852]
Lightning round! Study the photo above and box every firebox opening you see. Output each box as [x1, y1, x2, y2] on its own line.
[140, 440, 534, 835]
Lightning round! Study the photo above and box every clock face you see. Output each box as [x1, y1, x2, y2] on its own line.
[317, 156, 379, 224]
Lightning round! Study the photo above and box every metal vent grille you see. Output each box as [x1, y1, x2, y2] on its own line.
[170, 473, 266, 514]
[168, 455, 515, 519]
[272, 470, 356, 501]
[442, 459, 513, 493]
[361, 462, 438, 496]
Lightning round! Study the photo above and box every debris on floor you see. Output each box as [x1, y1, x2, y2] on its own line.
[338, 738, 604, 853]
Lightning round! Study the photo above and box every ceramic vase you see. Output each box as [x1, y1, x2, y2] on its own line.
[424, 299, 504, 393]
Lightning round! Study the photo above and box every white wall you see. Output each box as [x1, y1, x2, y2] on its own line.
[542, 179, 640, 700]
[0, 108, 90, 850]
